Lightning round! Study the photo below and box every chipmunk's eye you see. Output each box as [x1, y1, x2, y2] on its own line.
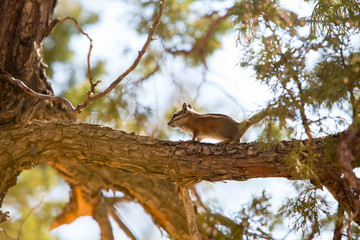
[172, 113, 179, 118]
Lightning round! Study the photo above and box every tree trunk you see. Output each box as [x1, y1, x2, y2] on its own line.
[0, 0, 75, 125]
[0, 0, 65, 216]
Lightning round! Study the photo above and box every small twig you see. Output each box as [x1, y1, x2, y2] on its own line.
[59, 17, 99, 95]
[196, 78, 241, 107]
[2, 73, 76, 112]
[17, 198, 44, 240]
[333, 206, 344, 240]
[293, 75, 313, 145]
[103, 196, 138, 239]
[108, 204, 138, 240]
[190, 187, 208, 211]
[126, 62, 161, 88]
[72, 0, 167, 113]
[0, 227, 16, 240]
[339, 200, 360, 239]
[165, 5, 233, 60]
[106, 196, 133, 205]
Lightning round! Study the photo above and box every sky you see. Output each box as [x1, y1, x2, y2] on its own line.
[44, 0, 336, 239]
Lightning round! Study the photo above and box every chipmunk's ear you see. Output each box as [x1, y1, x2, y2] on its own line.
[182, 103, 187, 112]
[187, 104, 193, 109]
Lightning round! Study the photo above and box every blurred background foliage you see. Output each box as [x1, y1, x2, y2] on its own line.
[2, 0, 360, 239]
[1, 164, 67, 240]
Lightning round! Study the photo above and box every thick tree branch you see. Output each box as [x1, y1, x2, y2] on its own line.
[0, 120, 297, 239]
[337, 120, 360, 195]
[0, 120, 296, 186]
[1, 120, 360, 238]
[49, 160, 192, 239]
[179, 186, 201, 240]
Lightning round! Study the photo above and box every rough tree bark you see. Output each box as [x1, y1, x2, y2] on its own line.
[0, 0, 75, 124]
[1, 121, 359, 223]
[0, 0, 69, 218]
[0, 1, 192, 239]
[1, 1, 360, 239]
[0, 121, 296, 187]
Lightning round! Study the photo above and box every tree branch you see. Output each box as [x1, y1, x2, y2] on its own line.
[107, 204, 138, 240]
[73, 0, 167, 113]
[59, 17, 99, 95]
[17, 199, 43, 240]
[0, 227, 15, 240]
[179, 186, 201, 240]
[1, 120, 360, 238]
[1, 73, 76, 111]
[1, 0, 167, 115]
[0, 211, 9, 223]
[0, 120, 297, 184]
[49, 160, 192, 239]
[165, 6, 233, 61]
[338, 200, 360, 240]
[337, 119, 360, 195]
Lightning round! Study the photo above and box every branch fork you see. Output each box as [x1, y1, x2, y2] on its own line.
[2, 0, 167, 115]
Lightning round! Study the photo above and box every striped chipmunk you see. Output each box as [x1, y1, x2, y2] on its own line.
[168, 103, 241, 143]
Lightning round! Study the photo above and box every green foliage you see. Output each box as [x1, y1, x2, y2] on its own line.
[313, 51, 360, 111]
[256, 119, 293, 143]
[233, 0, 276, 43]
[1, 164, 67, 240]
[284, 140, 323, 180]
[198, 191, 274, 240]
[308, 0, 360, 36]
[238, 0, 359, 142]
[349, 223, 360, 239]
[229, 191, 273, 240]
[274, 181, 331, 238]
[132, 0, 234, 66]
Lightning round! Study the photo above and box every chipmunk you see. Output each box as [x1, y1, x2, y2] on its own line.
[168, 103, 241, 143]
